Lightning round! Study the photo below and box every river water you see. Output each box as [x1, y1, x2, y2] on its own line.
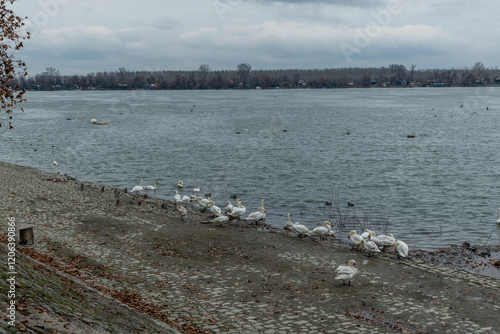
[2, 87, 500, 248]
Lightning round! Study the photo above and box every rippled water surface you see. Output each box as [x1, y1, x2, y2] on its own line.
[2, 88, 500, 248]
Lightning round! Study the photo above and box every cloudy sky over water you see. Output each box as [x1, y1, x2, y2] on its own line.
[11, 0, 500, 75]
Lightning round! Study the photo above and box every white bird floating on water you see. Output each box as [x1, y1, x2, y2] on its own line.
[497, 208, 500, 225]
[193, 180, 200, 194]
[335, 259, 357, 286]
[130, 179, 144, 194]
[177, 180, 184, 188]
[348, 230, 363, 250]
[394, 240, 409, 259]
[310, 221, 333, 241]
[52, 154, 57, 166]
[144, 180, 157, 191]
[360, 239, 381, 257]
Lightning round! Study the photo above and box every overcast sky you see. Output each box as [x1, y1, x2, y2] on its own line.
[10, 0, 500, 76]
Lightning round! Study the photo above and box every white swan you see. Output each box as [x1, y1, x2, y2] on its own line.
[284, 213, 293, 230]
[335, 259, 357, 286]
[181, 195, 191, 205]
[177, 205, 187, 219]
[130, 179, 144, 194]
[177, 180, 184, 188]
[369, 232, 395, 251]
[174, 190, 181, 204]
[190, 190, 197, 202]
[246, 208, 266, 222]
[52, 154, 57, 166]
[225, 201, 234, 214]
[361, 228, 375, 240]
[347, 230, 363, 249]
[246, 200, 266, 221]
[394, 240, 409, 258]
[229, 199, 246, 220]
[196, 196, 211, 209]
[208, 201, 222, 216]
[310, 221, 333, 241]
[211, 214, 229, 223]
[360, 239, 381, 257]
[193, 180, 200, 194]
[292, 222, 310, 237]
[497, 208, 500, 224]
[144, 180, 157, 190]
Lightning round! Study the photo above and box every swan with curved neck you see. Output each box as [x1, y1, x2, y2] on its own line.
[310, 221, 333, 241]
[174, 190, 181, 204]
[394, 240, 409, 259]
[292, 221, 310, 237]
[360, 239, 381, 257]
[145, 180, 157, 191]
[348, 230, 363, 250]
[226, 201, 233, 214]
[335, 260, 357, 286]
[130, 179, 144, 194]
[229, 199, 246, 219]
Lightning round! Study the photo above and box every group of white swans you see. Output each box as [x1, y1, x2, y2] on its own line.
[171, 179, 266, 223]
[129, 178, 409, 286]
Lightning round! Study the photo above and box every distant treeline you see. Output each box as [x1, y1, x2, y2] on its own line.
[18, 62, 500, 91]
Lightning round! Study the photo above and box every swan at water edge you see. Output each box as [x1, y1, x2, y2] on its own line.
[144, 180, 157, 191]
[225, 201, 233, 214]
[335, 260, 357, 286]
[310, 221, 333, 241]
[360, 239, 381, 257]
[229, 199, 246, 220]
[193, 180, 200, 194]
[211, 213, 229, 223]
[369, 232, 396, 251]
[348, 230, 363, 250]
[174, 190, 182, 204]
[394, 240, 409, 259]
[52, 154, 57, 166]
[177, 205, 187, 220]
[190, 190, 197, 202]
[181, 195, 191, 205]
[130, 179, 144, 194]
[208, 201, 222, 216]
[177, 180, 184, 188]
[246, 199, 267, 221]
[292, 222, 310, 238]
[196, 196, 211, 210]
[284, 213, 293, 230]
[361, 228, 375, 240]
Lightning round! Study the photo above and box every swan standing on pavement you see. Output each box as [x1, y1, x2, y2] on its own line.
[369, 232, 396, 251]
[229, 199, 246, 220]
[284, 213, 293, 230]
[225, 201, 234, 214]
[348, 230, 363, 250]
[208, 201, 222, 216]
[292, 222, 310, 237]
[394, 240, 409, 259]
[130, 179, 144, 194]
[181, 195, 191, 205]
[196, 196, 211, 210]
[211, 213, 229, 223]
[335, 260, 357, 286]
[174, 190, 182, 204]
[310, 221, 333, 241]
[360, 239, 381, 257]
